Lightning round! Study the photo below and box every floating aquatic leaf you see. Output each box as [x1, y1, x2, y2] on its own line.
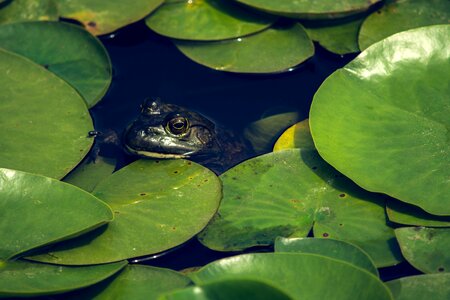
[386, 200, 450, 227]
[190, 253, 393, 300]
[235, 0, 382, 19]
[30, 159, 221, 265]
[63, 157, 116, 192]
[0, 0, 58, 25]
[275, 237, 378, 275]
[395, 227, 450, 274]
[0, 21, 112, 107]
[310, 25, 450, 215]
[273, 119, 315, 151]
[175, 22, 314, 74]
[359, 0, 450, 50]
[55, 0, 163, 35]
[387, 273, 450, 300]
[199, 149, 401, 267]
[0, 48, 93, 179]
[161, 279, 291, 300]
[0, 260, 126, 298]
[145, 0, 276, 41]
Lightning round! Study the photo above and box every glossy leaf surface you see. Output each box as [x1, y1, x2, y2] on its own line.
[0, 49, 94, 179]
[55, 0, 163, 35]
[0, 260, 126, 298]
[275, 237, 378, 275]
[386, 200, 450, 227]
[0, 168, 113, 261]
[30, 159, 221, 264]
[175, 23, 314, 74]
[0, 21, 112, 107]
[0, 0, 58, 25]
[395, 227, 450, 274]
[387, 273, 450, 300]
[359, 0, 450, 50]
[191, 253, 393, 300]
[63, 157, 116, 192]
[145, 0, 275, 41]
[310, 25, 450, 215]
[273, 119, 315, 151]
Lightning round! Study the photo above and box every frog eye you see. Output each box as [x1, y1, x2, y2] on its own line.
[167, 116, 190, 135]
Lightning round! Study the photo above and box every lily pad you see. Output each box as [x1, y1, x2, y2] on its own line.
[30, 159, 221, 265]
[0, 48, 94, 179]
[0, 168, 113, 261]
[0, 260, 126, 298]
[190, 253, 392, 300]
[309, 25, 450, 215]
[395, 227, 450, 274]
[63, 156, 116, 192]
[0, 21, 112, 107]
[359, 0, 450, 50]
[175, 22, 314, 74]
[145, 0, 275, 41]
[55, 0, 163, 35]
[235, 0, 382, 19]
[198, 148, 401, 267]
[161, 279, 291, 300]
[275, 237, 378, 276]
[387, 273, 450, 300]
[68, 265, 192, 299]
[243, 112, 301, 154]
[386, 200, 450, 227]
[273, 119, 315, 151]
[0, 0, 58, 25]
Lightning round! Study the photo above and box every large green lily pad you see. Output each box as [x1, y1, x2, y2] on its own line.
[55, 0, 163, 35]
[395, 227, 450, 274]
[235, 0, 381, 19]
[175, 22, 314, 74]
[387, 273, 450, 300]
[0, 0, 58, 25]
[198, 148, 401, 267]
[68, 265, 192, 299]
[273, 119, 315, 151]
[0, 168, 113, 261]
[145, 0, 275, 41]
[0, 48, 94, 179]
[275, 237, 378, 275]
[386, 200, 450, 227]
[190, 253, 393, 300]
[30, 159, 221, 265]
[0, 21, 112, 107]
[0, 260, 126, 298]
[309, 25, 450, 215]
[359, 0, 450, 50]
[161, 279, 291, 300]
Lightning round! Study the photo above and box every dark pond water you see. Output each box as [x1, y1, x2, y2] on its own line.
[90, 20, 420, 282]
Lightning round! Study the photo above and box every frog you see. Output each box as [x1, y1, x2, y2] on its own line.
[122, 98, 251, 173]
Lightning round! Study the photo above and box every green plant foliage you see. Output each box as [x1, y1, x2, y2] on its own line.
[198, 149, 401, 267]
[0, 0, 58, 25]
[235, 0, 381, 19]
[243, 112, 301, 154]
[67, 265, 192, 299]
[63, 157, 116, 192]
[0, 21, 112, 107]
[175, 22, 314, 73]
[145, 0, 276, 41]
[0, 168, 113, 261]
[275, 237, 378, 275]
[359, 0, 450, 50]
[29, 159, 221, 265]
[273, 119, 315, 151]
[54, 0, 163, 35]
[160, 279, 291, 300]
[309, 25, 450, 215]
[0, 48, 94, 179]
[386, 200, 450, 227]
[387, 273, 450, 300]
[395, 227, 450, 274]
[190, 253, 393, 300]
[0, 260, 126, 298]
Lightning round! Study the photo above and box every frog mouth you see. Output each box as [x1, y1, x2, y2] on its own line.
[124, 144, 189, 159]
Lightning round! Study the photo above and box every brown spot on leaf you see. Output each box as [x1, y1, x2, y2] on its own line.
[87, 21, 97, 27]
[322, 233, 329, 237]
